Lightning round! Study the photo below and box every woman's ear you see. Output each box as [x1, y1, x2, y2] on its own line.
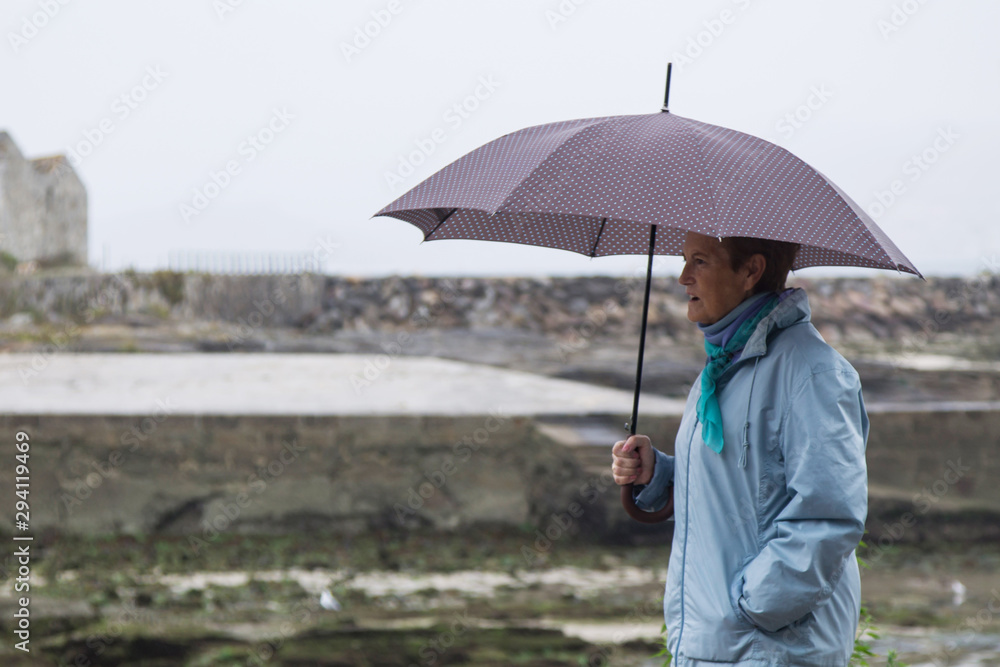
[744, 253, 766, 292]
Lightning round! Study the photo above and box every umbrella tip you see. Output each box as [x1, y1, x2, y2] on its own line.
[661, 62, 673, 113]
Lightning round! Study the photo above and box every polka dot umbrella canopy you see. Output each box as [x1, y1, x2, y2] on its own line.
[374, 110, 920, 277]
[373, 92, 921, 524]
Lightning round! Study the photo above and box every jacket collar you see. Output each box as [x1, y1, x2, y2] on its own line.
[739, 287, 812, 361]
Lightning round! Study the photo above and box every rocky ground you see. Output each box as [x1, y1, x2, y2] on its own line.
[1, 529, 998, 666]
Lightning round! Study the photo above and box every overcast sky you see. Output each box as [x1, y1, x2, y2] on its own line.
[2, 0, 996, 278]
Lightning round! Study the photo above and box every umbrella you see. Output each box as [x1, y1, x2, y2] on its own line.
[373, 64, 921, 523]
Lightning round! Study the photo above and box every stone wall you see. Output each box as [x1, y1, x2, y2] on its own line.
[0, 132, 87, 265]
[2, 271, 999, 349]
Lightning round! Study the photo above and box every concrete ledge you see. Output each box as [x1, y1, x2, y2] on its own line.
[0, 353, 686, 416]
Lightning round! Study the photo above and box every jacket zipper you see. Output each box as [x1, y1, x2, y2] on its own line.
[676, 413, 698, 663]
[739, 357, 762, 470]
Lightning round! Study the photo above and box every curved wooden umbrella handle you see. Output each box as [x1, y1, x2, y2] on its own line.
[621, 483, 674, 523]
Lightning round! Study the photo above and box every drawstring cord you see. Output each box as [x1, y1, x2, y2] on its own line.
[740, 357, 761, 469]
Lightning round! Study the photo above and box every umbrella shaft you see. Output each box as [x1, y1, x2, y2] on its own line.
[630, 224, 657, 436]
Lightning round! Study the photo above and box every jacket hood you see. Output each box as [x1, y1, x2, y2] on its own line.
[741, 287, 811, 360]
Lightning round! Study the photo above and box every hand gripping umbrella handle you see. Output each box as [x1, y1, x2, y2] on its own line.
[619, 224, 674, 523]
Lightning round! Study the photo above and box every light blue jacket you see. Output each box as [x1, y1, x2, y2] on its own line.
[635, 288, 869, 666]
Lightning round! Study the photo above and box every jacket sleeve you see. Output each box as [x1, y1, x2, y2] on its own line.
[633, 448, 675, 512]
[734, 368, 869, 632]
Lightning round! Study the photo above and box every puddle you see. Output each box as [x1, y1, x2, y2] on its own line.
[136, 564, 666, 599]
[534, 619, 664, 644]
[875, 627, 1000, 666]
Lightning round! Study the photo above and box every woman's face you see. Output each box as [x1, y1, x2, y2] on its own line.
[679, 232, 761, 325]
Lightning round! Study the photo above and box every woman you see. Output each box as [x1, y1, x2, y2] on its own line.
[612, 231, 869, 666]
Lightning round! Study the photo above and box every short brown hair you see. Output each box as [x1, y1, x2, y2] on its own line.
[720, 237, 800, 294]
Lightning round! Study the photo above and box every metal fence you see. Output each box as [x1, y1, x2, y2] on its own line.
[166, 250, 326, 275]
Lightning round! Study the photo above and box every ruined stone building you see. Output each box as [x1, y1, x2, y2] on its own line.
[0, 131, 87, 266]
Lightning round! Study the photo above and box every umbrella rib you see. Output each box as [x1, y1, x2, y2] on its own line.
[425, 208, 458, 241]
[589, 217, 608, 258]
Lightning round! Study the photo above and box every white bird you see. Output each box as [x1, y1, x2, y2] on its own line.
[950, 579, 967, 606]
[320, 589, 342, 611]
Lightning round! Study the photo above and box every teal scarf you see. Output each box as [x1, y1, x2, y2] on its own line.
[697, 295, 779, 453]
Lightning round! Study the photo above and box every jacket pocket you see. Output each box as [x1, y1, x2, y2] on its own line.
[729, 564, 757, 628]
[679, 556, 757, 661]
[732, 565, 816, 637]
[729, 560, 814, 633]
